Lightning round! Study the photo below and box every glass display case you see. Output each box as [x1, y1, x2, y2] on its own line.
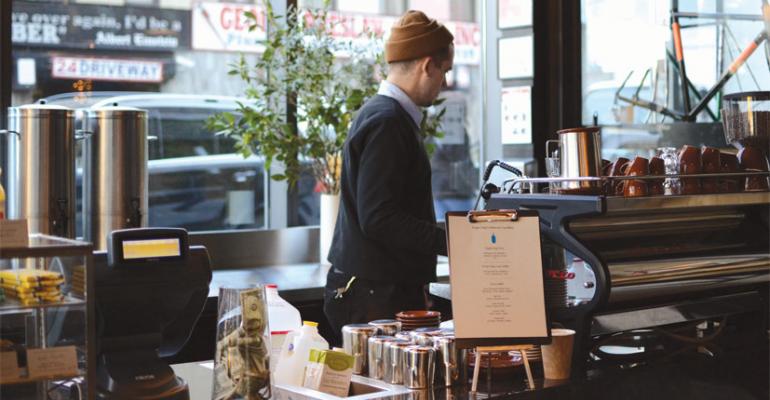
[0, 234, 94, 399]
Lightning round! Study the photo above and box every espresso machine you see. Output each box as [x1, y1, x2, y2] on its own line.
[481, 122, 769, 378]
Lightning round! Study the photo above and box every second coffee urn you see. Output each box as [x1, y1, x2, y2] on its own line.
[84, 105, 148, 249]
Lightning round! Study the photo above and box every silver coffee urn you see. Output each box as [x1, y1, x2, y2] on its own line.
[83, 104, 148, 250]
[5, 104, 76, 238]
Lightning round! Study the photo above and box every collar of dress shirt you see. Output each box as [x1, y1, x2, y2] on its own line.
[377, 80, 422, 128]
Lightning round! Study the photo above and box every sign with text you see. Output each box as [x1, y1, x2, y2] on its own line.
[52, 56, 164, 83]
[191, 3, 480, 64]
[192, 2, 267, 52]
[446, 211, 549, 348]
[0, 219, 29, 249]
[12, 1, 190, 51]
[27, 346, 79, 379]
[501, 86, 532, 144]
[498, 0, 532, 29]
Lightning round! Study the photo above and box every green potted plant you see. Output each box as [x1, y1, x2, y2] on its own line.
[208, 0, 446, 263]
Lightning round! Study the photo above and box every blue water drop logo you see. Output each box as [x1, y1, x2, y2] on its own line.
[491, 234, 497, 244]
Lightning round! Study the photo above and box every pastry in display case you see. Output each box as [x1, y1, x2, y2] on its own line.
[0, 234, 94, 399]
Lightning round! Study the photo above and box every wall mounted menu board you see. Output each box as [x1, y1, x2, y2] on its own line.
[446, 210, 549, 348]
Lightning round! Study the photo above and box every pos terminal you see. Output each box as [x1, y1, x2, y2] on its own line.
[94, 228, 212, 399]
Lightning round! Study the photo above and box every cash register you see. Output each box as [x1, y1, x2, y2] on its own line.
[94, 228, 212, 400]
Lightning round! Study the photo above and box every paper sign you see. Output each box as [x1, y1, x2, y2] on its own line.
[499, 0, 533, 28]
[0, 351, 21, 383]
[501, 86, 532, 144]
[447, 211, 549, 347]
[0, 219, 29, 249]
[498, 36, 533, 79]
[26, 346, 79, 379]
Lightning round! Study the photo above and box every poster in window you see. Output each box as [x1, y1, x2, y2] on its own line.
[498, 36, 533, 80]
[498, 0, 532, 29]
[501, 86, 531, 145]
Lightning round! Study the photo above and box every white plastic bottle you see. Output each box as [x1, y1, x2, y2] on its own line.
[266, 284, 302, 372]
[273, 321, 329, 387]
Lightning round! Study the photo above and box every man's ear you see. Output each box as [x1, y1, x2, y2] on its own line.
[419, 56, 433, 76]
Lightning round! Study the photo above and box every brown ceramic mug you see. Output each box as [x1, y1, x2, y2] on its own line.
[608, 157, 629, 196]
[622, 156, 649, 197]
[648, 156, 665, 195]
[679, 145, 701, 195]
[700, 146, 720, 194]
[719, 152, 742, 193]
[738, 146, 769, 191]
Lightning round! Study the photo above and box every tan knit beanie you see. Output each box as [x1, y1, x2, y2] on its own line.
[385, 10, 454, 63]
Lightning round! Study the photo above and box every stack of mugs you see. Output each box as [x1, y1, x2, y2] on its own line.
[601, 144, 769, 197]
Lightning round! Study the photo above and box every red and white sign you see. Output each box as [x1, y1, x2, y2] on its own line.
[306, 11, 480, 65]
[192, 2, 267, 52]
[191, 2, 480, 64]
[52, 56, 163, 83]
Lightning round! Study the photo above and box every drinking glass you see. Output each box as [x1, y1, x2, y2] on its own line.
[545, 157, 561, 193]
[212, 285, 272, 400]
[657, 147, 681, 195]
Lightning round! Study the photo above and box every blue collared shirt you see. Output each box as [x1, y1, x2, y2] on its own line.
[377, 80, 422, 128]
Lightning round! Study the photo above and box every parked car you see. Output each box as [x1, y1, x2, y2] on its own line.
[44, 92, 319, 233]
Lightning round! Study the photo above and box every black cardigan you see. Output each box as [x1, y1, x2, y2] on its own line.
[328, 95, 448, 284]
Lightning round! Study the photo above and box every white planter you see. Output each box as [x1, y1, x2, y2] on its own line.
[319, 193, 340, 265]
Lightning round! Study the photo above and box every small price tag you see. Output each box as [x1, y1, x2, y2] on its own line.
[0, 351, 20, 383]
[0, 219, 29, 249]
[26, 346, 78, 379]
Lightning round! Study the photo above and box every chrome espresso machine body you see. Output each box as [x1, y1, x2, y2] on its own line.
[485, 190, 770, 375]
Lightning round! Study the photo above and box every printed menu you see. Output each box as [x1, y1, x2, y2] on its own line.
[447, 211, 549, 346]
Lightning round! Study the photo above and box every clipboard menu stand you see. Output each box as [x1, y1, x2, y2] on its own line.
[446, 210, 552, 393]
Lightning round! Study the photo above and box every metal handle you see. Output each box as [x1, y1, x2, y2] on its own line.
[546, 139, 560, 158]
[75, 129, 93, 140]
[0, 129, 20, 137]
[147, 135, 158, 141]
[467, 210, 518, 223]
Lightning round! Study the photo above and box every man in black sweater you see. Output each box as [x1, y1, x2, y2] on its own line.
[324, 10, 454, 341]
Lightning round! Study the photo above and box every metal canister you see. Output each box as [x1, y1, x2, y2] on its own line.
[383, 339, 412, 384]
[367, 336, 397, 379]
[411, 327, 447, 347]
[342, 324, 378, 375]
[5, 104, 76, 237]
[403, 345, 435, 389]
[84, 105, 148, 249]
[547, 127, 602, 193]
[395, 331, 415, 343]
[368, 319, 402, 336]
[434, 335, 468, 387]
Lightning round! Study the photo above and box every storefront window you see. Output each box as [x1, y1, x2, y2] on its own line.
[6, 0, 480, 234]
[9, 0, 273, 233]
[582, 0, 770, 158]
[296, 0, 483, 222]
